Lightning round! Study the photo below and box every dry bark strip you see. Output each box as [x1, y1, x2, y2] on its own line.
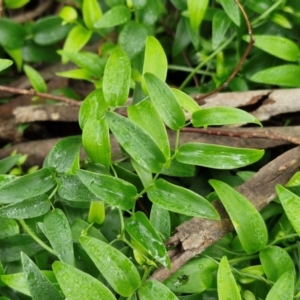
[151, 146, 300, 282]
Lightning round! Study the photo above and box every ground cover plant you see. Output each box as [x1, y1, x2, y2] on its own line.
[0, 0, 300, 299]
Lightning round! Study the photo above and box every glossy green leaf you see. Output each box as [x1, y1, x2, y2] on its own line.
[210, 180, 268, 254]
[138, 280, 179, 300]
[119, 21, 149, 59]
[250, 65, 300, 87]
[80, 236, 141, 297]
[5, 47, 22, 71]
[276, 185, 300, 236]
[172, 88, 200, 114]
[0, 168, 56, 204]
[272, 13, 292, 29]
[265, 271, 294, 300]
[187, 0, 209, 31]
[4, 0, 29, 9]
[33, 16, 71, 45]
[82, 0, 102, 29]
[150, 204, 170, 240]
[177, 143, 264, 169]
[95, 5, 131, 28]
[106, 111, 166, 173]
[0, 18, 26, 49]
[77, 169, 137, 210]
[192, 106, 262, 127]
[58, 6, 78, 24]
[0, 194, 50, 219]
[0, 154, 21, 174]
[56, 68, 93, 81]
[103, 48, 131, 106]
[243, 35, 299, 62]
[217, 256, 241, 300]
[24, 64, 47, 93]
[1, 272, 30, 296]
[21, 253, 63, 300]
[212, 11, 231, 49]
[0, 59, 13, 72]
[142, 36, 168, 91]
[238, 265, 264, 284]
[0, 217, 18, 238]
[88, 201, 105, 224]
[164, 257, 217, 293]
[43, 136, 81, 173]
[144, 73, 185, 130]
[219, 0, 240, 26]
[148, 178, 219, 219]
[125, 211, 170, 267]
[53, 261, 116, 300]
[82, 119, 111, 168]
[44, 209, 75, 266]
[259, 246, 294, 282]
[0, 175, 15, 189]
[79, 89, 109, 129]
[128, 100, 170, 159]
[131, 159, 153, 189]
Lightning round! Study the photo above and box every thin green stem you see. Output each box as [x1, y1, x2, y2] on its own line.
[18, 219, 56, 256]
[174, 130, 181, 152]
[168, 65, 214, 76]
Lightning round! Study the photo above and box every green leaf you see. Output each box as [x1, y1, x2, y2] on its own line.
[161, 156, 195, 177]
[187, 0, 209, 31]
[0, 168, 56, 204]
[82, 119, 111, 168]
[212, 11, 231, 49]
[43, 136, 81, 173]
[128, 100, 170, 159]
[79, 89, 109, 129]
[243, 35, 299, 62]
[4, 0, 29, 9]
[77, 169, 137, 210]
[259, 246, 294, 282]
[125, 211, 170, 267]
[33, 16, 71, 45]
[95, 5, 131, 28]
[103, 48, 131, 106]
[53, 261, 116, 300]
[192, 107, 262, 127]
[217, 256, 241, 300]
[172, 17, 191, 56]
[88, 201, 105, 224]
[210, 180, 268, 254]
[265, 271, 294, 300]
[138, 280, 179, 300]
[144, 73, 185, 130]
[219, 0, 240, 26]
[119, 21, 149, 59]
[142, 36, 168, 91]
[4, 47, 22, 71]
[131, 159, 153, 188]
[148, 178, 219, 219]
[0, 194, 50, 219]
[0, 217, 18, 238]
[82, 0, 102, 29]
[150, 204, 171, 240]
[44, 209, 75, 266]
[56, 68, 93, 81]
[80, 236, 141, 297]
[0, 59, 13, 72]
[276, 185, 300, 236]
[106, 111, 166, 173]
[1, 272, 31, 296]
[177, 143, 264, 169]
[21, 252, 63, 300]
[0, 154, 21, 174]
[24, 64, 47, 93]
[171, 88, 200, 114]
[0, 18, 26, 49]
[250, 65, 300, 87]
[58, 6, 78, 24]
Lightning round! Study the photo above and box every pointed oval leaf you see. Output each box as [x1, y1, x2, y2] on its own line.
[131, 159, 153, 189]
[106, 111, 166, 173]
[259, 246, 294, 282]
[82, 119, 111, 168]
[0, 154, 22, 174]
[210, 180, 268, 254]
[250, 65, 300, 87]
[24, 64, 47, 93]
[138, 280, 179, 300]
[82, 0, 102, 29]
[128, 100, 170, 159]
[21, 253, 63, 300]
[1, 272, 30, 296]
[192, 106, 262, 127]
[125, 211, 170, 268]
[150, 204, 171, 240]
[56, 68, 93, 81]
[95, 5, 131, 28]
[212, 11, 231, 49]
[265, 271, 294, 300]
[0, 217, 19, 238]
[0, 168, 56, 204]
[0, 59, 13, 72]
[77, 169, 137, 210]
[43, 136, 81, 173]
[80, 236, 141, 296]
[0, 18, 26, 49]
[243, 35, 299, 62]
[144, 73, 185, 130]
[177, 143, 264, 169]
[103, 48, 131, 106]
[217, 256, 241, 300]
[0, 194, 50, 219]
[276, 184, 300, 236]
[148, 178, 219, 219]
[53, 261, 116, 300]
[171, 88, 200, 114]
[187, 0, 209, 31]
[219, 0, 240, 26]
[44, 209, 75, 266]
